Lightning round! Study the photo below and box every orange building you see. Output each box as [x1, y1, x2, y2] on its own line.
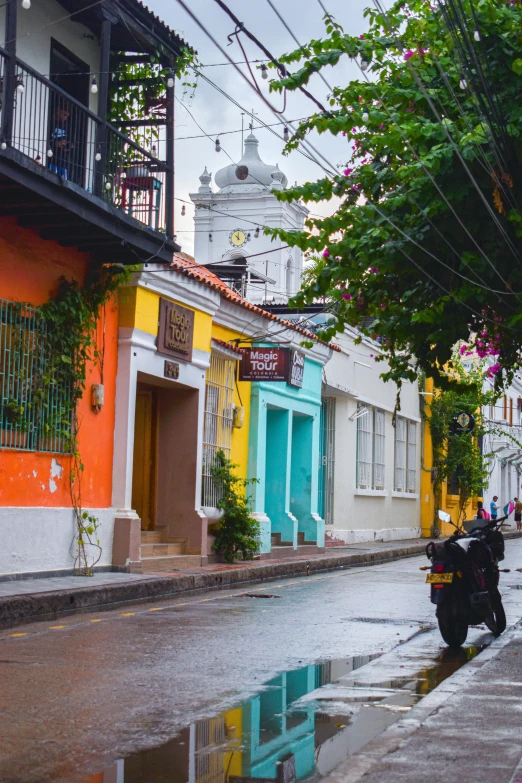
[0, 0, 187, 576]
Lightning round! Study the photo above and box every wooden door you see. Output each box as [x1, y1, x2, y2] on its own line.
[132, 390, 156, 530]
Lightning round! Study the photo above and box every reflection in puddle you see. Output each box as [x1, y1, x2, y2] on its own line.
[86, 647, 483, 783]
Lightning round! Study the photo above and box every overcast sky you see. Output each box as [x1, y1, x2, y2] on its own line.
[143, 0, 375, 254]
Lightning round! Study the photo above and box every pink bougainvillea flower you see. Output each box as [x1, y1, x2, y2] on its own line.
[486, 363, 501, 377]
[369, 266, 379, 273]
[323, 248, 330, 258]
[342, 292, 351, 301]
[404, 50, 415, 60]
[344, 167, 353, 175]
[460, 344, 468, 355]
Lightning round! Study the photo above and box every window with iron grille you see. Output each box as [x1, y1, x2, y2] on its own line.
[356, 404, 386, 490]
[0, 298, 72, 453]
[202, 352, 236, 507]
[394, 417, 417, 492]
[319, 397, 336, 524]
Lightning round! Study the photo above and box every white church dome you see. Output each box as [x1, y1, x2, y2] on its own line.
[214, 133, 288, 192]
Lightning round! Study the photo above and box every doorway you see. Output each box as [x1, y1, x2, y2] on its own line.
[49, 39, 90, 186]
[132, 387, 158, 531]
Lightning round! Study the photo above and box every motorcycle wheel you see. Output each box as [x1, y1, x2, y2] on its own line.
[484, 590, 507, 637]
[437, 600, 468, 648]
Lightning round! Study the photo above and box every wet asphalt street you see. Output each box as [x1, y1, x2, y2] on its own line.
[1, 540, 522, 783]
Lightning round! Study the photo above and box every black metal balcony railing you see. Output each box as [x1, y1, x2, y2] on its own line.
[0, 47, 169, 235]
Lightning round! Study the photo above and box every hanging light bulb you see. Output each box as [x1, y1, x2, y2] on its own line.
[254, 226, 260, 238]
[360, 57, 369, 71]
[22, 0, 31, 9]
[47, 148, 53, 158]
[283, 126, 289, 143]
[474, 29, 480, 41]
[95, 149, 102, 162]
[181, 204, 186, 216]
[247, 232, 251, 241]
[261, 64, 268, 80]
[1, 141, 6, 150]
[459, 78, 467, 90]
[209, 233, 213, 242]
[215, 137, 221, 152]
[151, 144, 157, 156]
[91, 76, 98, 94]
[362, 110, 369, 123]
[16, 81, 24, 93]
[105, 181, 111, 190]
[167, 70, 175, 88]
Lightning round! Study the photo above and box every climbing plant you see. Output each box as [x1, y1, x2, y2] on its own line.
[210, 451, 260, 564]
[6, 266, 132, 574]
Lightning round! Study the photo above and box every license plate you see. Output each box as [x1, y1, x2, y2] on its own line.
[426, 573, 453, 584]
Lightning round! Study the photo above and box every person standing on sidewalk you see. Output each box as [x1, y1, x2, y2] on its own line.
[490, 496, 499, 520]
[515, 497, 522, 531]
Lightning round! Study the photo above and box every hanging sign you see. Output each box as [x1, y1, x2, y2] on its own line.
[240, 348, 289, 382]
[451, 411, 475, 435]
[287, 349, 305, 388]
[158, 298, 194, 362]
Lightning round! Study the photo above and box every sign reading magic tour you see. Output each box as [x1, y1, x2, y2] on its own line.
[158, 298, 195, 362]
[239, 347, 305, 388]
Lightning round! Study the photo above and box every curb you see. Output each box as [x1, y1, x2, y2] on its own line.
[2, 531, 521, 627]
[0, 542, 428, 627]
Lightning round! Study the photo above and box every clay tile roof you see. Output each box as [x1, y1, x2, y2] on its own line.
[124, 0, 194, 56]
[212, 338, 245, 355]
[169, 252, 339, 351]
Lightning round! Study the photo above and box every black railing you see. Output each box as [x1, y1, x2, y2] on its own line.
[0, 47, 170, 235]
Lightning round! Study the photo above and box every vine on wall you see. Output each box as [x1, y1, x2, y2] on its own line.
[424, 351, 522, 535]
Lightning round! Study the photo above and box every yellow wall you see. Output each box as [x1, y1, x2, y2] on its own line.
[224, 707, 243, 778]
[421, 377, 478, 538]
[119, 285, 212, 353]
[211, 323, 251, 481]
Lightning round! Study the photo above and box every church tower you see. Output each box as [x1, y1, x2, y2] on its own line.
[190, 133, 308, 305]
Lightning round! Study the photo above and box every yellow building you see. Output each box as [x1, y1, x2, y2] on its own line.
[421, 377, 480, 538]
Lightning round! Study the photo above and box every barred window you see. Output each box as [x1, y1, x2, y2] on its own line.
[356, 404, 386, 489]
[202, 352, 236, 507]
[394, 416, 417, 493]
[0, 298, 72, 453]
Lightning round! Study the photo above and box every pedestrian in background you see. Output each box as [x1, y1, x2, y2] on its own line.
[515, 497, 522, 532]
[490, 496, 499, 520]
[476, 501, 486, 520]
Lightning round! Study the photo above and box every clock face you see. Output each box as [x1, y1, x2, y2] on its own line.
[230, 229, 246, 247]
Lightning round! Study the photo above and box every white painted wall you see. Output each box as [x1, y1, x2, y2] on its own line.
[0, 507, 115, 576]
[324, 329, 421, 543]
[0, 0, 100, 115]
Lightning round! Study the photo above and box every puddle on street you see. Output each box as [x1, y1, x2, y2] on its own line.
[86, 646, 484, 783]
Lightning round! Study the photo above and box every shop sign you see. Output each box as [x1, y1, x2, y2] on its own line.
[287, 349, 305, 388]
[239, 348, 288, 382]
[164, 360, 180, 380]
[451, 411, 475, 435]
[158, 298, 194, 362]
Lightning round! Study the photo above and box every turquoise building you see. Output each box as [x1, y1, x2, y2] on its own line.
[247, 347, 330, 555]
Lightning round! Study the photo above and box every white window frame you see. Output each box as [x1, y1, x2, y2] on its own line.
[394, 416, 417, 493]
[356, 404, 386, 490]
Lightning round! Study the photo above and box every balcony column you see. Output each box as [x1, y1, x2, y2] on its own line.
[1, 0, 17, 146]
[93, 16, 113, 197]
[165, 67, 175, 239]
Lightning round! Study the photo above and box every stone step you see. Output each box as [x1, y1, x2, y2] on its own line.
[141, 555, 202, 573]
[141, 530, 163, 544]
[141, 543, 185, 557]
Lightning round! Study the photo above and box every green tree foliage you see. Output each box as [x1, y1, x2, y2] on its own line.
[268, 0, 522, 390]
[210, 451, 260, 564]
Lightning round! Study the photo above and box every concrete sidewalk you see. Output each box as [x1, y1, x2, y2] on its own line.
[325, 621, 522, 783]
[0, 537, 429, 626]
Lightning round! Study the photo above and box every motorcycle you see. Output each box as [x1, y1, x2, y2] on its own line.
[425, 514, 509, 648]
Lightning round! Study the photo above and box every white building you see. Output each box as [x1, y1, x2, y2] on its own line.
[319, 328, 421, 544]
[190, 133, 307, 304]
[482, 370, 522, 515]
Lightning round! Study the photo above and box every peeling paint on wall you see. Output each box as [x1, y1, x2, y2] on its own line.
[49, 458, 63, 493]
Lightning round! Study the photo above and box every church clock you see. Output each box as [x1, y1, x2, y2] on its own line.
[229, 229, 247, 247]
